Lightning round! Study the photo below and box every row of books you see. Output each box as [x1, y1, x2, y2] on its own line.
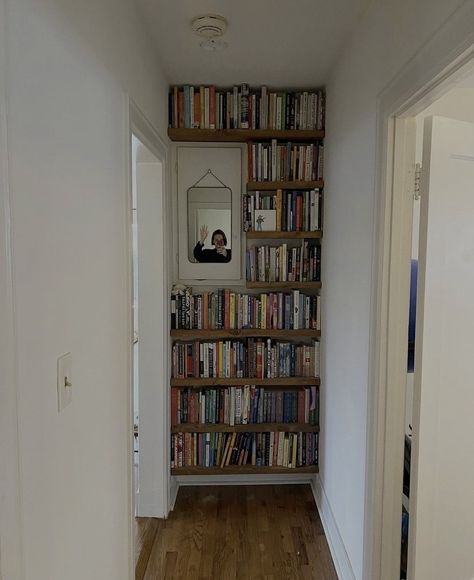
[171, 288, 321, 331]
[242, 189, 322, 232]
[172, 339, 320, 379]
[168, 85, 325, 131]
[246, 243, 321, 283]
[171, 431, 319, 469]
[248, 141, 323, 182]
[171, 386, 319, 426]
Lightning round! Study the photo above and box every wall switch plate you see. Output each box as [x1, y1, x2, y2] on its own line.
[57, 352, 72, 412]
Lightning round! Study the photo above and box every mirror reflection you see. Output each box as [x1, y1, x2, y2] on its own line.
[188, 186, 232, 263]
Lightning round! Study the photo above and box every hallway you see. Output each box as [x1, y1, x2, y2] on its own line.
[139, 484, 337, 580]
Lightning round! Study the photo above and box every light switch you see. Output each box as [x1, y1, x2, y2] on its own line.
[57, 352, 72, 412]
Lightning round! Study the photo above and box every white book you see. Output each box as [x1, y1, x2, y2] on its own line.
[242, 385, 249, 425]
[293, 290, 300, 330]
[230, 387, 235, 426]
[235, 387, 242, 425]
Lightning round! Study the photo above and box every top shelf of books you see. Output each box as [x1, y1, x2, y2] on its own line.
[168, 85, 326, 140]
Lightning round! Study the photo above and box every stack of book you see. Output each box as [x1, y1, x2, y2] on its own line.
[246, 242, 321, 283]
[171, 288, 320, 331]
[172, 339, 320, 379]
[171, 431, 319, 469]
[171, 386, 319, 426]
[243, 189, 321, 232]
[168, 85, 325, 131]
[248, 141, 323, 182]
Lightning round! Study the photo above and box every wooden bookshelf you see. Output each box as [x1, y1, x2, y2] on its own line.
[171, 465, 319, 475]
[170, 377, 320, 388]
[171, 423, 319, 433]
[247, 180, 323, 191]
[246, 281, 321, 290]
[170, 85, 325, 479]
[170, 328, 320, 339]
[246, 230, 322, 239]
[168, 128, 324, 143]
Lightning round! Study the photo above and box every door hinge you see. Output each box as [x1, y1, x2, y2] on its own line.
[414, 163, 422, 200]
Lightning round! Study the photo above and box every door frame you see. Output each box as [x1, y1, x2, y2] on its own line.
[125, 98, 170, 578]
[0, 0, 24, 575]
[366, 4, 474, 578]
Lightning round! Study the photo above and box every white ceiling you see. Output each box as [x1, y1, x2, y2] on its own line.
[135, 0, 373, 87]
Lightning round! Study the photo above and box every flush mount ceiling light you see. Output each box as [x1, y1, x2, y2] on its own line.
[191, 15, 228, 51]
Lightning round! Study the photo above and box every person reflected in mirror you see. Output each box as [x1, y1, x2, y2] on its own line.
[194, 225, 232, 263]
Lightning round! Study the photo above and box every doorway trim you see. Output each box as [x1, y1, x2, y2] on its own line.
[125, 98, 170, 579]
[0, 0, 24, 575]
[366, 3, 474, 578]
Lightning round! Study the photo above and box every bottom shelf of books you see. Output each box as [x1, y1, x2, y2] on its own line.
[170, 430, 319, 474]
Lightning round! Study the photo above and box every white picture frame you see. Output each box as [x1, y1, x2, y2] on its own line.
[176, 145, 243, 281]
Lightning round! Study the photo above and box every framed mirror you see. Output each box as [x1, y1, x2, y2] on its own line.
[177, 146, 243, 282]
[187, 183, 232, 264]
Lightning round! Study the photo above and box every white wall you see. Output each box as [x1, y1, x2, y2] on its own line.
[3, 0, 168, 578]
[321, 0, 467, 578]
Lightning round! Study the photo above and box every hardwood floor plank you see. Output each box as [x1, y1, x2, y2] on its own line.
[141, 485, 337, 580]
[135, 517, 161, 580]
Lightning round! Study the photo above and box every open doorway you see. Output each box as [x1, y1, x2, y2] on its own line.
[400, 72, 474, 580]
[128, 105, 170, 578]
[372, 48, 474, 580]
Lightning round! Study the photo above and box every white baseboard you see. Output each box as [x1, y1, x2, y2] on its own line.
[175, 474, 315, 486]
[311, 475, 356, 580]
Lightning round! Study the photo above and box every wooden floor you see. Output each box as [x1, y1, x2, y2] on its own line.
[138, 484, 337, 580]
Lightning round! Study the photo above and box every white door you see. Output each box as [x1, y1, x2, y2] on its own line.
[408, 116, 474, 580]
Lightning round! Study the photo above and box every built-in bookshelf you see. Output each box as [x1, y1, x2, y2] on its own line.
[168, 83, 324, 475]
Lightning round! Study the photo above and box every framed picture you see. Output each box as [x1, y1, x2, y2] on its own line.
[254, 209, 276, 231]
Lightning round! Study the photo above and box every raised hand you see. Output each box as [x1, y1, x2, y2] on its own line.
[199, 225, 209, 244]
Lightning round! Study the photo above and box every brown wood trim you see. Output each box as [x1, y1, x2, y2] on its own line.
[170, 377, 320, 387]
[167, 128, 324, 142]
[247, 180, 324, 190]
[246, 281, 322, 290]
[246, 230, 322, 239]
[171, 465, 319, 475]
[171, 423, 320, 433]
[170, 328, 321, 339]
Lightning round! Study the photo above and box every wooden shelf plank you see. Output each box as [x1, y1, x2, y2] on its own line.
[246, 230, 322, 239]
[171, 423, 319, 433]
[247, 180, 323, 191]
[171, 465, 319, 475]
[168, 128, 324, 143]
[170, 328, 321, 339]
[170, 377, 320, 387]
[246, 281, 321, 290]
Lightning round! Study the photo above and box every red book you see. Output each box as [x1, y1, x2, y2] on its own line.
[297, 390, 305, 423]
[171, 389, 178, 425]
[209, 86, 216, 129]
